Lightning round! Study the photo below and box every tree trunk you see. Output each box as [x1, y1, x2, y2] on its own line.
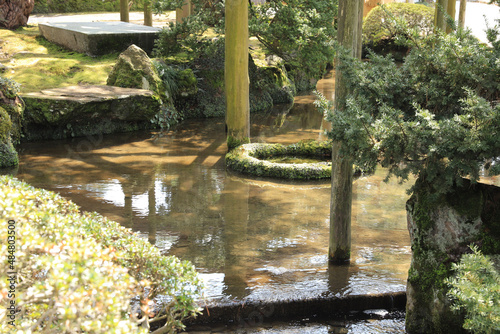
[446, 0, 456, 33]
[225, 0, 250, 150]
[329, 0, 363, 264]
[434, 0, 448, 32]
[458, 0, 466, 29]
[144, 1, 153, 26]
[0, 0, 34, 30]
[176, 0, 193, 23]
[120, 0, 130, 22]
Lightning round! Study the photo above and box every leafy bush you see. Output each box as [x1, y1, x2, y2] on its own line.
[447, 246, 500, 333]
[363, 3, 434, 52]
[153, 0, 337, 86]
[249, 0, 338, 81]
[0, 176, 202, 333]
[317, 17, 500, 195]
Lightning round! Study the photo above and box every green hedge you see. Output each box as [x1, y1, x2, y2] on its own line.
[0, 176, 202, 333]
[363, 3, 434, 50]
[225, 140, 333, 180]
[33, 0, 146, 14]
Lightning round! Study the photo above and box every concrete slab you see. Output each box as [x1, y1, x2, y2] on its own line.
[38, 21, 161, 56]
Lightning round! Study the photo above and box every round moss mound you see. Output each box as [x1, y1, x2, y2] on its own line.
[225, 140, 332, 180]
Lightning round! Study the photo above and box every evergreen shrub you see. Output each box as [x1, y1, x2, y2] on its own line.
[0, 176, 202, 333]
[447, 246, 500, 334]
[363, 3, 434, 54]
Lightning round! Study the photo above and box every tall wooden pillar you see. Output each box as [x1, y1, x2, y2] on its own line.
[329, 0, 363, 264]
[225, 0, 250, 150]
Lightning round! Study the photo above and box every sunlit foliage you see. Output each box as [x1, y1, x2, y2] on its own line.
[0, 176, 202, 333]
[316, 15, 500, 195]
[447, 246, 500, 334]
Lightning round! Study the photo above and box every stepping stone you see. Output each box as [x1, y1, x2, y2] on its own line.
[38, 21, 161, 56]
[22, 85, 161, 140]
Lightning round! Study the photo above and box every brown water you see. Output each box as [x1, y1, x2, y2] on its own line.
[8, 73, 416, 308]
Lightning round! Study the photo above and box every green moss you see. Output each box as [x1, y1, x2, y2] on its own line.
[0, 138, 18, 168]
[226, 140, 333, 179]
[0, 107, 12, 142]
[227, 136, 250, 151]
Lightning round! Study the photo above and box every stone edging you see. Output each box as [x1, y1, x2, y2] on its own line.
[182, 291, 406, 327]
[225, 140, 332, 180]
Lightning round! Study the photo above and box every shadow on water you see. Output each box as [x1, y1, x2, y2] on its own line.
[4, 74, 469, 333]
[10, 75, 412, 302]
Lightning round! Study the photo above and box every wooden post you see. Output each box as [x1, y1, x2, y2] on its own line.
[446, 0, 456, 33]
[176, 0, 193, 23]
[329, 0, 363, 264]
[434, 0, 448, 32]
[120, 0, 129, 22]
[458, 0, 466, 29]
[144, 0, 153, 26]
[225, 0, 250, 150]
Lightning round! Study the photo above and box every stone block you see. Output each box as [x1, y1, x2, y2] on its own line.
[38, 21, 161, 56]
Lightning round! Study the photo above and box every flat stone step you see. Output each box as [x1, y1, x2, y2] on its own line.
[38, 21, 161, 56]
[24, 85, 156, 102]
[22, 85, 161, 141]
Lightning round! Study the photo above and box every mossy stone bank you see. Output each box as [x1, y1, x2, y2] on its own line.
[405, 179, 500, 333]
[22, 85, 161, 141]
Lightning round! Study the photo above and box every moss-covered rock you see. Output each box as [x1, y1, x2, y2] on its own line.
[225, 140, 332, 180]
[0, 77, 23, 168]
[0, 107, 18, 167]
[405, 178, 500, 334]
[22, 85, 162, 140]
[107, 44, 166, 100]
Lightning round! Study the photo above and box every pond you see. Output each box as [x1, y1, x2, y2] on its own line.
[10, 74, 413, 332]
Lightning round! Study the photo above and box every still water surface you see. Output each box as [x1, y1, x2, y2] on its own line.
[13, 93, 412, 306]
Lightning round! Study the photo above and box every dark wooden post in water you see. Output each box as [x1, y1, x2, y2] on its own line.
[225, 0, 250, 150]
[120, 0, 129, 22]
[329, 0, 363, 264]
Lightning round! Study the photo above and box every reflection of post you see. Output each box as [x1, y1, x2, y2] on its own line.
[122, 184, 134, 229]
[327, 263, 352, 295]
[222, 178, 250, 298]
[148, 181, 157, 245]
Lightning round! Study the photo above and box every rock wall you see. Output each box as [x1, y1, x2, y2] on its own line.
[405, 178, 500, 333]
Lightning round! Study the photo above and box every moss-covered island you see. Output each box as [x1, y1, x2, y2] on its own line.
[225, 140, 333, 179]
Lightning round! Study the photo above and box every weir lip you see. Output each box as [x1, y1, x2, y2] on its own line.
[178, 291, 406, 329]
[225, 140, 332, 180]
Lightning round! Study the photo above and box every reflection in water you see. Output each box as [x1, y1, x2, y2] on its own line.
[8, 75, 439, 306]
